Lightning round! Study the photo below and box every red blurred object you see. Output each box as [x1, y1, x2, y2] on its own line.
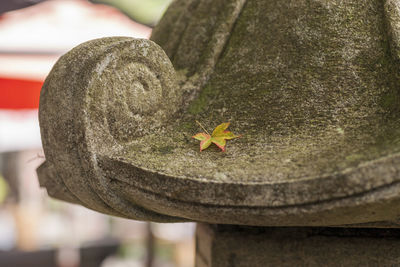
[0, 77, 42, 109]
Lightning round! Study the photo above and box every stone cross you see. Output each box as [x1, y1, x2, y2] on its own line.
[38, 0, 400, 265]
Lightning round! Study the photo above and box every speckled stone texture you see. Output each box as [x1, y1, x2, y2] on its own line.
[196, 224, 400, 267]
[38, 0, 400, 226]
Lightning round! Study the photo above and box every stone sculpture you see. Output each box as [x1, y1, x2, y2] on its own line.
[37, 0, 400, 264]
[38, 0, 400, 267]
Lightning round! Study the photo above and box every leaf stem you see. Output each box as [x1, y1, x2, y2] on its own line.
[196, 120, 210, 135]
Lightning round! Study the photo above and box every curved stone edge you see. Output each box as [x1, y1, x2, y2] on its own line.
[95, 153, 400, 226]
[111, 170, 400, 227]
[99, 152, 400, 208]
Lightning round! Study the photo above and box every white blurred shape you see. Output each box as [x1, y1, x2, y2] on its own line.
[0, 0, 151, 54]
[0, 110, 41, 152]
[0, 209, 17, 250]
[101, 257, 143, 267]
[152, 222, 196, 242]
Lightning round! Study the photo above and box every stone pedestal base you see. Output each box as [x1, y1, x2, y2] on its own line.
[195, 224, 400, 267]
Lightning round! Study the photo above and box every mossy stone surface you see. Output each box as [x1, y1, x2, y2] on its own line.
[38, 0, 400, 226]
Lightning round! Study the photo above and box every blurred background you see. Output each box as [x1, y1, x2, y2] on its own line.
[0, 0, 196, 266]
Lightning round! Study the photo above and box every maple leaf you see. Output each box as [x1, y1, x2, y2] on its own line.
[192, 121, 240, 152]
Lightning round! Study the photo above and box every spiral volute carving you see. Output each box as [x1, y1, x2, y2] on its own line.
[87, 38, 180, 143]
[38, 37, 183, 221]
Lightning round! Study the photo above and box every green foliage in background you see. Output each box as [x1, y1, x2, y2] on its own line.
[90, 0, 173, 26]
[0, 175, 8, 204]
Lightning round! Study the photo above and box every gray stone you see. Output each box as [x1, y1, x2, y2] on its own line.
[196, 224, 400, 266]
[38, 0, 400, 226]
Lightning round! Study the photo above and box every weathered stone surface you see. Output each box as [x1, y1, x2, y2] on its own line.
[38, 0, 400, 226]
[196, 224, 400, 267]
